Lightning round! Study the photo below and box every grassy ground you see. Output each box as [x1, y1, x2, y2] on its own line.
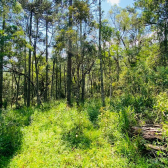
[0, 99, 167, 168]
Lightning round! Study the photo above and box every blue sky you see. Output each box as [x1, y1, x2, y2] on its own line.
[102, 0, 134, 17]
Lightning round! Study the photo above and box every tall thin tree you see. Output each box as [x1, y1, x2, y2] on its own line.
[67, 0, 73, 106]
[99, 0, 105, 106]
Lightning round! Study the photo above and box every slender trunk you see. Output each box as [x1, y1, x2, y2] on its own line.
[11, 70, 13, 108]
[109, 46, 112, 102]
[99, 0, 105, 107]
[59, 63, 61, 98]
[76, 21, 82, 106]
[76, 27, 80, 105]
[17, 76, 20, 107]
[103, 43, 106, 96]
[89, 73, 92, 95]
[16, 55, 21, 107]
[117, 44, 119, 81]
[164, 23, 167, 66]
[81, 68, 85, 104]
[34, 19, 40, 106]
[45, 21, 48, 101]
[91, 72, 93, 95]
[51, 59, 55, 98]
[24, 46, 27, 106]
[0, 14, 5, 109]
[77, 64, 80, 106]
[64, 65, 66, 97]
[81, 22, 85, 104]
[31, 50, 33, 103]
[27, 10, 33, 107]
[56, 57, 58, 99]
[87, 75, 89, 94]
[14, 74, 18, 107]
[67, 0, 72, 106]
[14, 74, 20, 108]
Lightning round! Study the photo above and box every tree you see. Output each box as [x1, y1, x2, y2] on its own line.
[135, 0, 168, 65]
[99, 0, 105, 106]
[0, 0, 19, 109]
[42, 0, 53, 102]
[67, 0, 73, 106]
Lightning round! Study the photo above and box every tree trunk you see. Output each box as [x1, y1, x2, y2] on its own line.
[24, 46, 27, 106]
[76, 21, 82, 106]
[31, 49, 33, 104]
[163, 22, 167, 66]
[34, 18, 40, 106]
[116, 43, 119, 81]
[132, 125, 163, 141]
[109, 46, 112, 102]
[91, 72, 93, 95]
[0, 14, 5, 110]
[56, 57, 58, 99]
[99, 0, 105, 107]
[77, 64, 80, 106]
[27, 10, 33, 107]
[81, 22, 86, 104]
[59, 63, 62, 98]
[14, 72, 20, 108]
[81, 68, 85, 104]
[51, 59, 55, 98]
[11, 69, 13, 108]
[45, 20, 49, 101]
[64, 65, 66, 98]
[67, 0, 72, 106]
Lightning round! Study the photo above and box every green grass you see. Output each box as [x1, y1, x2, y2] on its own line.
[0, 100, 167, 168]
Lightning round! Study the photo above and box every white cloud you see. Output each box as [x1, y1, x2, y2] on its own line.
[107, 0, 120, 5]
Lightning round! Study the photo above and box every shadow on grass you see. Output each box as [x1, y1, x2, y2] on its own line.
[0, 107, 35, 168]
[0, 100, 64, 167]
[0, 127, 22, 168]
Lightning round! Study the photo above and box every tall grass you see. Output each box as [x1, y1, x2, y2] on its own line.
[0, 100, 155, 168]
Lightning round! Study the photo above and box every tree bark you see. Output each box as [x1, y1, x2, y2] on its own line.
[31, 48, 34, 104]
[27, 10, 33, 107]
[51, 58, 55, 98]
[64, 64, 66, 98]
[59, 63, 62, 98]
[163, 22, 167, 66]
[11, 68, 13, 108]
[45, 20, 49, 101]
[67, 0, 72, 106]
[56, 57, 58, 99]
[77, 64, 80, 106]
[24, 46, 27, 106]
[34, 18, 40, 106]
[99, 0, 105, 106]
[14, 73, 20, 108]
[109, 46, 112, 102]
[81, 68, 85, 104]
[116, 44, 119, 81]
[0, 14, 5, 109]
[132, 125, 163, 141]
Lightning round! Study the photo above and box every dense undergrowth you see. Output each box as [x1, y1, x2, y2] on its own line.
[1, 63, 168, 167]
[0, 97, 168, 168]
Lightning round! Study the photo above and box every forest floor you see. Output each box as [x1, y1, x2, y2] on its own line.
[0, 99, 168, 168]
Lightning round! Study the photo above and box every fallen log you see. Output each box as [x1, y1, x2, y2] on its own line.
[145, 144, 167, 152]
[132, 124, 163, 141]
